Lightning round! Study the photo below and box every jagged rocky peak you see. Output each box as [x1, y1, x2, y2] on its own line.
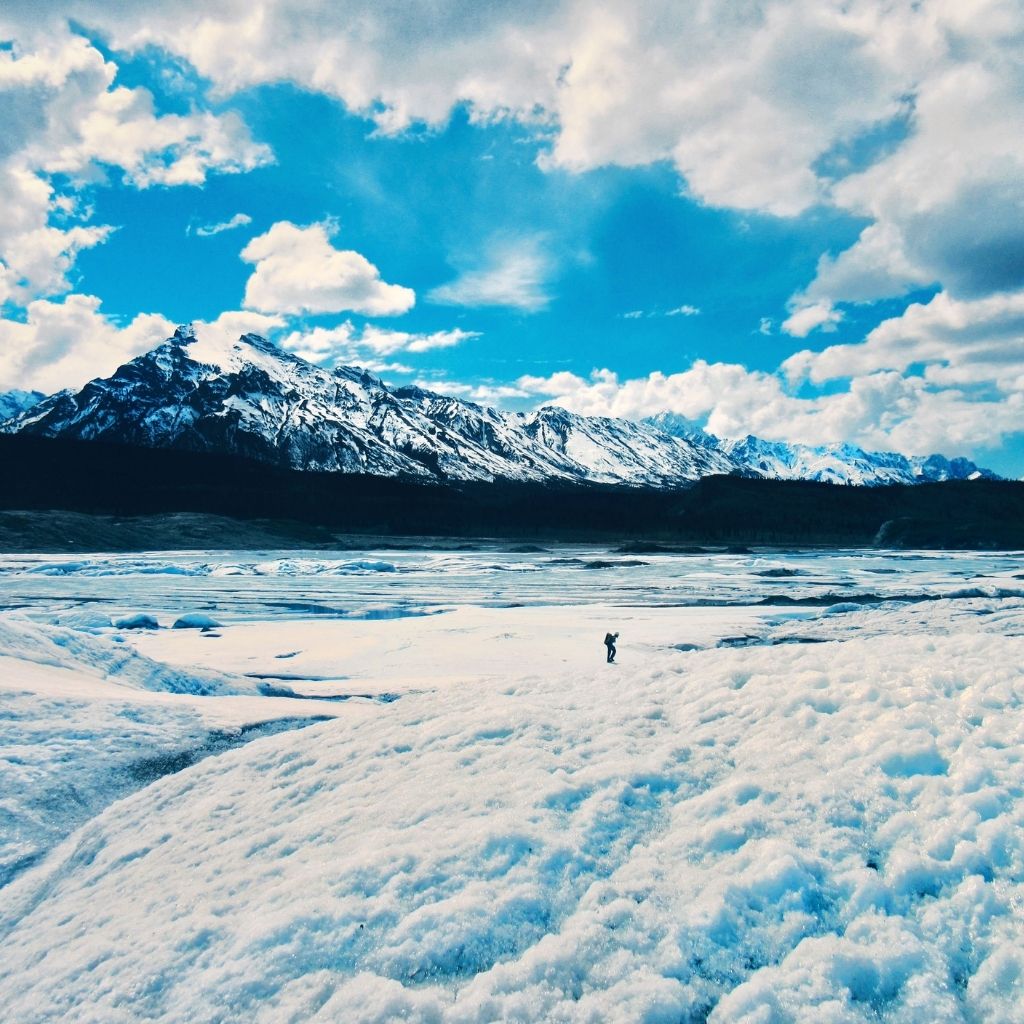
[535, 405, 575, 424]
[172, 323, 197, 343]
[643, 412, 718, 445]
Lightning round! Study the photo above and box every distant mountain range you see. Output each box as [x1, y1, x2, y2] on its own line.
[0, 389, 45, 422]
[0, 326, 998, 488]
[645, 413, 995, 487]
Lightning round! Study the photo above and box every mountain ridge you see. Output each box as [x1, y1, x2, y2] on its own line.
[1, 326, 998, 488]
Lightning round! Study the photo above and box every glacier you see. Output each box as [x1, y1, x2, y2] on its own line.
[1, 546, 1023, 1021]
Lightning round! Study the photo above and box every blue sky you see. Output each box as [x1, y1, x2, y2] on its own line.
[1, 2, 1023, 474]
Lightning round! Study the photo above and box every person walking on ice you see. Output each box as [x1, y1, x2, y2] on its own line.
[604, 631, 619, 663]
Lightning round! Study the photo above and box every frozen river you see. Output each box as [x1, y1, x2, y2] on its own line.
[2, 546, 1023, 1022]
[3, 546, 1023, 624]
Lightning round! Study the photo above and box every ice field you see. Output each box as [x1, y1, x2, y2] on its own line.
[1, 546, 1023, 1022]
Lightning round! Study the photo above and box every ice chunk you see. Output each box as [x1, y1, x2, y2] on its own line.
[55, 610, 113, 632]
[113, 613, 160, 630]
[172, 613, 222, 630]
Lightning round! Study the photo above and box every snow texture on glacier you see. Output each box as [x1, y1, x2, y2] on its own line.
[0, 546, 1022, 1023]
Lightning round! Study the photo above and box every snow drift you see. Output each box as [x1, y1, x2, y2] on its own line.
[1, 606, 1022, 1022]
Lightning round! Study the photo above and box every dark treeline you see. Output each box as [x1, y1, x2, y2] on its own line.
[2, 435, 1023, 549]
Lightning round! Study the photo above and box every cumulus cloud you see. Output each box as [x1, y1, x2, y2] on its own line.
[5, 2, 1020, 254]
[0, 294, 174, 393]
[0, 29, 270, 302]
[44, 0, 922, 217]
[52, 0, 1017, 373]
[192, 212, 252, 237]
[0, 224, 112, 305]
[2, 34, 271, 188]
[241, 222, 415, 317]
[784, 289, 1024, 392]
[781, 302, 843, 338]
[789, 25, 1024, 334]
[428, 238, 552, 312]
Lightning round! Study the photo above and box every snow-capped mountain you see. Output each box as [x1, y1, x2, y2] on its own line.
[0, 389, 45, 421]
[646, 413, 997, 486]
[2, 327, 734, 487]
[718, 436, 996, 486]
[2, 327, 997, 488]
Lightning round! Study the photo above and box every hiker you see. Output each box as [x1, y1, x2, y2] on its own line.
[604, 631, 619, 663]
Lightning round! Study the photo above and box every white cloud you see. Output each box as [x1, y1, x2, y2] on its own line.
[360, 325, 480, 355]
[622, 305, 700, 320]
[276, 320, 477, 367]
[787, 25, 1024, 332]
[275, 323, 357, 364]
[192, 212, 252, 237]
[0, 30, 271, 302]
[3, 35, 271, 189]
[40, 0, 1016, 333]
[517, 360, 1023, 459]
[0, 224, 112, 305]
[45, 1, 562, 135]
[7, 1, 1020, 227]
[0, 294, 173, 393]
[795, 222, 933, 310]
[241, 222, 415, 317]
[784, 289, 1024, 392]
[191, 309, 287, 353]
[1, 2, 1021, 457]
[428, 238, 552, 312]
[415, 378, 532, 404]
[782, 302, 843, 338]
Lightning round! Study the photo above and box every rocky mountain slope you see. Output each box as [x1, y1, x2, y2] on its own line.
[1, 327, 734, 487]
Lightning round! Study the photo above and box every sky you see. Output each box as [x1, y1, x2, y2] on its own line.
[0, 1, 1022, 475]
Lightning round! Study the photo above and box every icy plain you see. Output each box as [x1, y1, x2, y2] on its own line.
[1, 546, 1023, 1023]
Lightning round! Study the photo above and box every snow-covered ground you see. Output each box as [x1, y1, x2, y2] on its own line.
[1, 547, 1023, 1022]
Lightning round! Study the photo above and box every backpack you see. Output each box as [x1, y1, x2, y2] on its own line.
[604, 633, 615, 645]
